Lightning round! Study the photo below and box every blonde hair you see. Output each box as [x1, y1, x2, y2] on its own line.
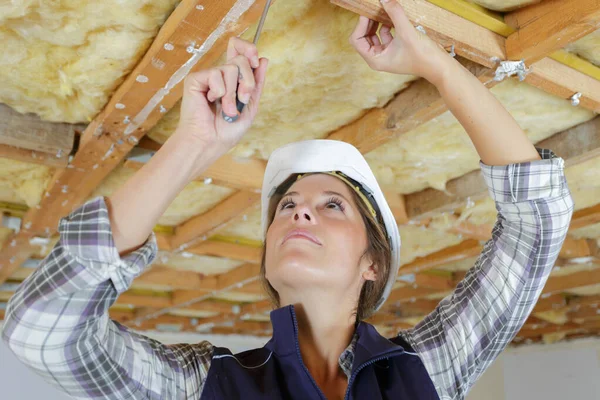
[259, 173, 392, 322]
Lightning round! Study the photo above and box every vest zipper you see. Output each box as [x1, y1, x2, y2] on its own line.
[343, 350, 405, 400]
[291, 309, 328, 400]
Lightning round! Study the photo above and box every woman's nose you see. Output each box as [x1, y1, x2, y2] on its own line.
[292, 203, 314, 223]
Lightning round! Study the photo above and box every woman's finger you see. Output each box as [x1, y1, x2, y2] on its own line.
[227, 37, 259, 68]
[220, 64, 240, 117]
[367, 20, 381, 47]
[247, 57, 269, 115]
[350, 15, 371, 46]
[379, 24, 394, 46]
[228, 55, 255, 105]
[379, 0, 415, 38]
[205, 69, 226, 103]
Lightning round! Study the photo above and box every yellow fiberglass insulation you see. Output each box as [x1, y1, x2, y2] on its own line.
[0, 157, 53, 207]
[366, 79, 595, 194]
[571, 224, 600, 240]
[434, 156, 600, 230]
[218, 207, 263, 242]
[567, 30, 600, 67]
[91, 164, 234, 226]
[467, 0, 540, 11]
[156, 251, 243, 275]
[0, 0, 179, 123]
[147, 0, 414, 159]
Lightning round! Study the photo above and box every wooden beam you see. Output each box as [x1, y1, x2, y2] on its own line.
[399, 239, 482, 274]
[533, 294, 568, 314]
[525, 57, 600, 113]
[125, 154, 266, 192]
[331, 0, 600, 113]
[329, 60, 495, 154]
[136, 265, 217, 291]
[405, 117, 600, 219]
[517, 319, 600, 339]
[543, 267, 600, 294]
[0, 144, 69, 168]
[128, 263, 261, 324]
[570, 203, 600, 232]
[171, 191, 261, 250]
[505, 0, 600, 65]
[558, 237, 594, 259]
[568, 305, 600, 320]
[0, 104, 79, 156]
[0, 0, 274, 284]
[186, 239, 262, 264]
[117, 291, 172, 309]
[331, 0, 505, 67]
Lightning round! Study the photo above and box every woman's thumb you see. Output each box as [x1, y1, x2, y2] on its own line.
[380, 0, 412, 30]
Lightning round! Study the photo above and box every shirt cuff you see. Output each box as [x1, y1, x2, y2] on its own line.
[58, 196, 157, 293]
[479, 148, 567, 203]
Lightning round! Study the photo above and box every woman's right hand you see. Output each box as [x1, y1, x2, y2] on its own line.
[175, 37, 269, 158]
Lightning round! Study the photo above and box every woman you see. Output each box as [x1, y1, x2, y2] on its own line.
[2, 1, 573, 399]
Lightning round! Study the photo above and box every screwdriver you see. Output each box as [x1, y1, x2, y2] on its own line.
[223, 0, 273, 123]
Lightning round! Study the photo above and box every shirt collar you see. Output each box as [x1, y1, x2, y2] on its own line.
[266, 305, 404, 379]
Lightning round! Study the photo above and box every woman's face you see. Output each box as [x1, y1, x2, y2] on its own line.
[265, 174, 375, 303]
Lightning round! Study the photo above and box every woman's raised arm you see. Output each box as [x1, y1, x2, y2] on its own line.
[349, 0, 540, 166]
[2, 38, 268, 399]
[351, 1, 573, 398]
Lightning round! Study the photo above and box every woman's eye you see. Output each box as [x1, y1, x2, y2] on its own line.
[326, 197, 345, 212]
[279, 199, 295, 210]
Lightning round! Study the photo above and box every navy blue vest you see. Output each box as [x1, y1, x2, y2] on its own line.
[201, 305, 440, 399]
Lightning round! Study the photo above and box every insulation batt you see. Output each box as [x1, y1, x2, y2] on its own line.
[91, 163, 234, 226]
[0, 0, 180, 122]
[451, 156, 600, 230]
[147, 0, 414, 159]
[366, 79, 595, 194]
[0, 158, 53, 206]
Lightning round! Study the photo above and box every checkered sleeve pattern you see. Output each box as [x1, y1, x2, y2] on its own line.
[1, 196, 214, 399]
[398, 148, 574, 400]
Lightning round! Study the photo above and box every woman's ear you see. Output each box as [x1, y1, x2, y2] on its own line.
[362, 263, 377, 282]
[360, 252, 377, 282]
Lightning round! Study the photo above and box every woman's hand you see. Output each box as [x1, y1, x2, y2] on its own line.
[175, 37, 269, 156]
[349, 0, 448, 83]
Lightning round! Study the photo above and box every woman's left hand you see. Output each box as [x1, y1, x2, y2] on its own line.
[349, 0, 448, 82]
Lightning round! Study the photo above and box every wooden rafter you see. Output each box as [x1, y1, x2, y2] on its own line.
[331, 0, 600, 112]
[131, 137, 266, 192]
[171, 191, 261, 250]
[0, 104, 80, 157]
[505, 0, 600, 65]
[328, 60, 495, 154]
[0, 0, 274, 284]
[0, 144, 70, 168]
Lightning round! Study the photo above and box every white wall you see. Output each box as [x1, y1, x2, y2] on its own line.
[468, 337, 600, 400]
[1, 320, 599, 400]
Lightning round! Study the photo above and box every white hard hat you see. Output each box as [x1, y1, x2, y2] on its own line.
[261, 139, 401, 311]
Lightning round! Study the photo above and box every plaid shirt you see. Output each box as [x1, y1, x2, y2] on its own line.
[2, 148, 573, 400]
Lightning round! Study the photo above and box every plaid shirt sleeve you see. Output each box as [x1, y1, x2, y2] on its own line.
[398, 148, 574, 400]
[1, 197, 214, 399]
